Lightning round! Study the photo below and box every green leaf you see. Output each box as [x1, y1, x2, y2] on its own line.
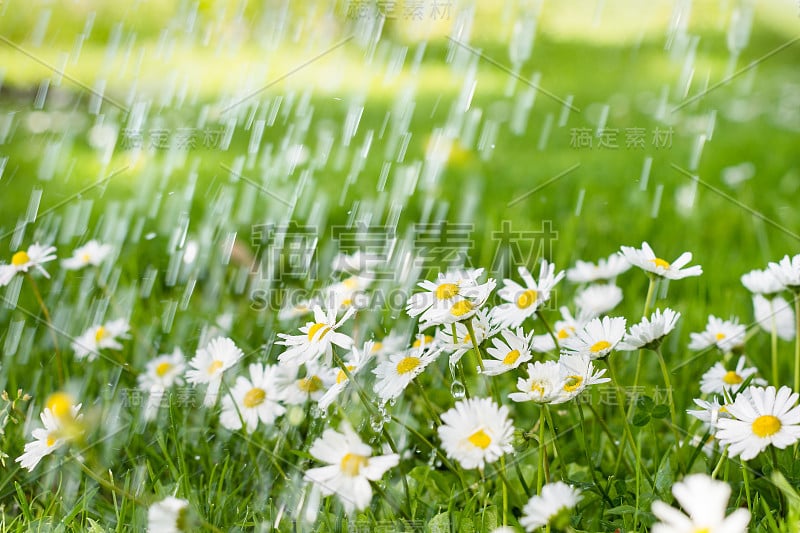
[632, 411, 651, 427]
[651, 404, 670, 419]
[654, 456, 673, 498]
[479, 506, 498, 531]
[428, 512, 452, 533]
[637, 395, 655, 412]
[604, 505, 638, 516]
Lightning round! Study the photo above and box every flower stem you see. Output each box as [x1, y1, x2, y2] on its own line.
[498, 457, 509, 526]
[711, 448, 728, 479]
[536, 310, 559, 352]
[654, 346, 684, 455]
[26, 274, 65, 386]
[742, 461, 752, 513]
[414, 380, 441, 425]
[577, 402, 613, 506]
[603, 359, 646, 490]
[466, 318, 500, 402]
[628, 276, 657, 418]
[543, 405, 565, 480]
[537, 406, 546, 493]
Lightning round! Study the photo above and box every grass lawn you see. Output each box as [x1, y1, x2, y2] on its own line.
[1, 0, 800, 530]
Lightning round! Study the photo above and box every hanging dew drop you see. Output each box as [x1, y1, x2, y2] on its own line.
[451, 380, 466, 399]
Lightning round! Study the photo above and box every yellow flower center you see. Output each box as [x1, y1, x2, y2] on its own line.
[412, 335, 434, 348]
[340, 298, 353, 308]
[715, 332, 726, 341]
[82, 253, 92, 263]
[94, 326, 107, 342]
[336, 365, 356, 384]
[722, 371, 743, 385]
[307, 323, 331, 341]
[46, 392, 74, 420]
[243, 387, 266, 408]
[208, 360, 224, 374]
[46, 433, 58, 447]
[752, 415, 781, 437]
[650, 257, 671, 269]
[557, 327, 573, 340]
[155, 362, 172, 377]
[590, 340, 612, 353]
[340, 453, 369, 476]
[531, 381, 546, 396]
[436, 283, 460, 300]
[719, 405, 729, 413]
[467, 429, 492, 449]
[343, 277, 359, 289]
[297, 375, 323, 393]
[396, 356, 420, 375]
[516, 289, 538, 309]
[371, 342, 383, 353]
[694, 529, 711, 533]
[502, 349, 521, 366]
[11, 251, 30, 266]
[451, 300, 473, 317]
[563, 376, 584, 393]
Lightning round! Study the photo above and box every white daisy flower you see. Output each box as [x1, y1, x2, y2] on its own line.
[277, 363, 336, 406]
[406, 268, 495, 328]
[620, 242, 702, 280]
[556, 353, 610, 402]
[147, 496, 189, 533]
[560, 316, 627, 359]
[304, 421, 399, 513]
[277, 306, 355, 367]
[372, 342, 440, 403]
[16, 403, 83, 471]
[741, 268, 785, 295]
[185, 336, 244, 407]
[520, 481, 582, 532]
[220, 363, 286, 432]
[651, 474, 750, 533]
[566, 253, 631, 283]
[137, 348, 186, 420]
[72, 318, 130, 361]
[0, 243, 57, 286]
[318, 342, 374, 411]
[481, 328, 534, 376]
[617, 308, 681, 351]
[436, 310, 496, 365]
[438, 397, 514, 470]
[716, 385, 800, 460]
[688, 315, 746, 352]
[686, 397, 732, 434]
[530, 307, 585, 353]
[61, 240, 113, 270]
[573, 283, 623, 319]
[508, 361, 564, 404]
[767, 254, 800, 290]
[491, 261, 565, 329]
[700, 356, 765, 395]
[753, 294, 795, 341]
